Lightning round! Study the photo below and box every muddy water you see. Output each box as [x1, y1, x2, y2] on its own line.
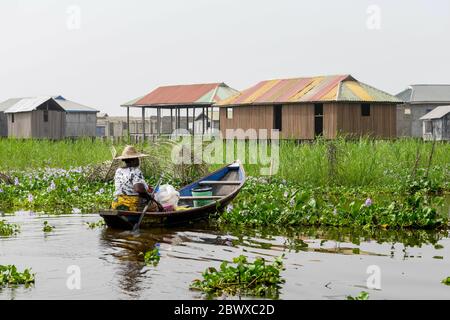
[0, 212, 449, 300]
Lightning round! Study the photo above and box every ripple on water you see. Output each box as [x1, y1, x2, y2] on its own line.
[0, 213, 449, 299]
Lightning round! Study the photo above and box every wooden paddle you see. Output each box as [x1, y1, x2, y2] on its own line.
[132, 175, 164, 232]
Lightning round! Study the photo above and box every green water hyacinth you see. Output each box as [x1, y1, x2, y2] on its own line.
[219, 177, 447, 230]
[0, 220, 20, 236]
[42, 221, 55, 232]
[347, 291, 369, 300]
[142, 244, 161, 266]
[442, 277, 450, 286]
[191, 255, 285, 299]
[0, 265, 35, 287]
[0, 166, 114, 214]
[86, 220, 106, 229]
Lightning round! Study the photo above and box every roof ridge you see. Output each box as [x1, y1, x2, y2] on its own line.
[157, 82, 222, 88]
[254, 74, 351, 83]
[410, 84, 450, 86]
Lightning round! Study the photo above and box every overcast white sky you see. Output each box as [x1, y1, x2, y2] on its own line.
[1, 0, 449, 115]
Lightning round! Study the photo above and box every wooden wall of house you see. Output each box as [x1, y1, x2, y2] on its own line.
[220, 104, 333, 139]
[0, 112, 7, 137]
[31, 110, 66, 139]
[220, 105, 274, 136]
[7, 112, 33, 138]
[323, 104, 338, 139]
[336, 103, 396, 138]
[281, 104, 314, 139]
[65, 112, 97, 137]
[219, 102, 396, 139]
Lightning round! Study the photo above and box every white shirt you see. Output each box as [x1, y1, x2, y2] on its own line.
[114, 167, 148, 197]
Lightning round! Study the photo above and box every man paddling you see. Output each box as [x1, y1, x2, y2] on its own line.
[111, 145, 158, 212]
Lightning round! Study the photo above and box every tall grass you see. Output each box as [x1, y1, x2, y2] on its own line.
[218, 137, 450, 190]
[284, 138, 450, 189]
[1, 137, 449, 191]
[0, 138, 113, 170]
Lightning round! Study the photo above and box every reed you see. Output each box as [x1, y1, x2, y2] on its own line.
[0, 138, 112, 170]
[0, 137, 449, 191]
[223, 137, 450, 191]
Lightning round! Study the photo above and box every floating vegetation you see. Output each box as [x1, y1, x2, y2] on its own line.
[219, 177, 448, 230]
[191, 255, 285, 299]
[442, 277, 450, 286]
[0, 265, 35, 287]
[142, 244, 161, 266]
[0, 166, 114, 214]
[42, 221, 55, 233]
[347, 291, 369, 300]
[86, 220, 106, 229]
[0, 220, 20, 236]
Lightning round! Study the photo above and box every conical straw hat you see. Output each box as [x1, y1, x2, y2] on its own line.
[115, 145, 149, 160]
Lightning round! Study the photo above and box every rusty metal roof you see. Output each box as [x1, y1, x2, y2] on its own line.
[128, 83, 239, 107]
[218, 75, 401, 106]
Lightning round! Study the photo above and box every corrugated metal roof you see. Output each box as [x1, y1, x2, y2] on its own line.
[121, 96, 145, 107]
[397, 85, 450, 104]
[0, 98, 23, 112]
[4, 96, 56, 113]
[420, 105, 450, 120]
[2, 96, 97, 113]
[128, 83, 239, 107]
[218, 75, 401, 106]
[53, 96, 98, 113]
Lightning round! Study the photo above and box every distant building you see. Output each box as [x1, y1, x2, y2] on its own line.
[96, 113, 187, 138]
[3, 97, 66, 139]
[194, 110, 219, 134]
[396, 85, 450, 137]
[0, 96, 99, 139]
[53, 96, 99, 137]
[219, 75, 400, 139]
[420, 105, 450, 141]
[123, 82, 239, 138]
[0, 98, 21, 137]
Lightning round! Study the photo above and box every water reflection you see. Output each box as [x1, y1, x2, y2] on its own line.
[219, 224, 449, 250]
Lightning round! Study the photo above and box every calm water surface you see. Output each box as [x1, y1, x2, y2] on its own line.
[0, 211, 449, 300]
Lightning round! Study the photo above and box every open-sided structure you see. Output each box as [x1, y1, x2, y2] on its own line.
[122, 83, 239, 139]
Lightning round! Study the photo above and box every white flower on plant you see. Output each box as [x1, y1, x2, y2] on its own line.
[27, 194, 34, 203]
[14, 177, 19, 186]
[226, 204, 233, 213]
[50, 180, 56, 190]
[74, 186, 79, 192]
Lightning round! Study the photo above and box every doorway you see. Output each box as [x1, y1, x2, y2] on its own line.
[314, 103, 323, 137]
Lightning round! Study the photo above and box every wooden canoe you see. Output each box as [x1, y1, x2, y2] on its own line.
[99, 161, 246, 229]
